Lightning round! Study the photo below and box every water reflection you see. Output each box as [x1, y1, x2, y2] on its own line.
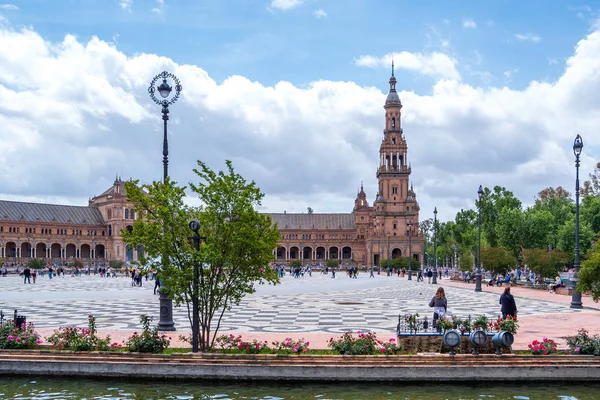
[0, 377, 598, 400]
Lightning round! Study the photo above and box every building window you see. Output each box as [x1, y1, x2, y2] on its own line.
[130, 209, 135, 220]
[125, 209, 129, 219]
[392, 187, 398, 194]
[393, 223, 397, 230]
[108, 225, 112, 236]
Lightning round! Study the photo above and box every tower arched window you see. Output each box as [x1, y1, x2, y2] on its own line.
[391, 117, 396, 129]
[125, 209, 129, 219]
[130, 209, 135, 220]
[107, 209, 112, 219]
[108, 225, 112, 236]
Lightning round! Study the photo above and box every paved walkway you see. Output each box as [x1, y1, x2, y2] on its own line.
[2, 273, 599, 350]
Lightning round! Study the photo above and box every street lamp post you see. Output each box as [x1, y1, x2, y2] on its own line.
[475, 185, 484, 292]
[432, 208, 438, 285]
[571, 134, 584, 309]
[387, 232, 391, 276]
[189, 219, 206, 353]
[149, 71, 182, 332]
[407, 220, 412, 280]
[378, 237, 381, 274]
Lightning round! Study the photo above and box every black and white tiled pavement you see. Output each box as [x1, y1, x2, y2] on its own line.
[0, 274, 587, 333]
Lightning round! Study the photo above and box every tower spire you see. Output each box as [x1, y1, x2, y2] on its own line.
[391, 59, 394, 77]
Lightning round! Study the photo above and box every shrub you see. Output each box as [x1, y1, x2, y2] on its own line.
[0, 321, 42, 349]
[489, 316, 519, 334]
[124, 315, 170, 353]
[271, 337, 310, 354]
[453, 316, 473, 334]
[46, 315, 112, 351]
[215, 334, 269, 354]
[528, 338, 558, 355]
[565, 329, 600, 356]
[328, 330, 402, 355]
[473, 315, 490, 331]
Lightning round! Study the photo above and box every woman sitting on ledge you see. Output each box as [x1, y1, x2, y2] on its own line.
[548, 276, 563, 293]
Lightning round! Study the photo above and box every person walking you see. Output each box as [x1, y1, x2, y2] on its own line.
[154, 272, 161, 295]
[23, 267, 31, 284]
[499, 287, 518, 319]
[428, 287, 447, 333]
[32, 269, 37, 284]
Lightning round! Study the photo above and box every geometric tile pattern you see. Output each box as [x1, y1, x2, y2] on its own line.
[0, 274, 589, 334]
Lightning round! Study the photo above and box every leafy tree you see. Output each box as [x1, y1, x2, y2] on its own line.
[478, 186, 522, 247]
[27, 258, 46, 269]
[582, 162, 600, 198]
[459, 251, 474, 272]
[578, 243, 600, 302]
[523, 249, 569, 281]
[557, 216, 595, 263]
[532, 186, 574, 249]
[582, 195, 600, 235]
[496, 207, 525, 264]
[326, 259, 339, 270]
[289, 260, 302, 268]
[521, 207, 554, 250]
[480, 247, 514, 275]
[68, 260, 84, 269]
[123, 160, 280, 352]
[109, 260, 124, 270]
[452, 209, 478, 253]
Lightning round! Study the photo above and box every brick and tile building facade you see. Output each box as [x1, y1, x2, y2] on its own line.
[0, 70, 423, 267]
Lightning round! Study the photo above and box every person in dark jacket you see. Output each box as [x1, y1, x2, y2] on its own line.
[499, 287, 518, 319]
[429, 287, 448, 332]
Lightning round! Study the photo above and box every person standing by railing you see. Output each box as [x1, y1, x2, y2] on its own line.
[499, 287, 518, 319]
[428, 287, 447, 333]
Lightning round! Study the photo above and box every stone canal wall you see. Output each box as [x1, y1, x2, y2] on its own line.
[1, 350, 599, 382]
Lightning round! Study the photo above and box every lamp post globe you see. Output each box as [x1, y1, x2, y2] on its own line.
[475, 185, 484, 292]
[571, 134, 584, 309]
[432, 207, 438, 285]
[148, 71, 182, 332]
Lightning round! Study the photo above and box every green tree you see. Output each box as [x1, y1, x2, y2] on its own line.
[109, 260, 124, 270]
[289, 260, 302, 268]
[521, 207, 554, 250]
[578, 243, 600, 302]
[123, 160, 280, 352]
[480, 247, 514, 275]
[523, 249, 569, 281]
[532, 186, 574, 249]
[326, 259, 339, 270]
[452, 209, 478, 254]
[27, 258, 46, 270]
[582, 162, 600, 198]
[582, 195, 600, 235]
[557, 216, 595, 263]
[478, 186, 522, 247]
[459, 251, 474, 272]
[496, 207, 525, 264]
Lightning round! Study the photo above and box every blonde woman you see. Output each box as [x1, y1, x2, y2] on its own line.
[429, 287, 448, 333]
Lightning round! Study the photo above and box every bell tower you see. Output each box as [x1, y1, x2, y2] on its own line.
[371, 63, 421, 261]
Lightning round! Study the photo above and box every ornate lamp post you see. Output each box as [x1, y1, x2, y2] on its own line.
[188, 219, 206, 352]
[571, 134, 584, 309]
[387, 232, 391, 276]
[149, 71, 182, 332]
[475, 185, 484, 292]
[407, 220, 413, 280]
[378, 236, 381, 274]
[432, 207, 438, 284]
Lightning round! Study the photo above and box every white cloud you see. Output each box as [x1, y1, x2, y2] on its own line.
[515, 33, 541, 43]
[118, 0, 132, 12]
[152, 0, 164, 15]
[355, 51, 460, 80]
[462, 19, 477, 29]
[269, 0, 303, 11]
[0, 4, 18, 10]
[0, 22, 600, 222]
[314, 9, 327, 19]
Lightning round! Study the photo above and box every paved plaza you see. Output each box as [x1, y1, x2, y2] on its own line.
[1, 273, 595, 337]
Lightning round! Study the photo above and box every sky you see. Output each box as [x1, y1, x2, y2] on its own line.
[0, 0, 599, 222]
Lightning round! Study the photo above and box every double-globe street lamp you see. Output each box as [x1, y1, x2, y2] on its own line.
[148, 71, 182, 332]
[188, 219, 206, 353]
[571, 134, 584, 309]
[432, 207, 438, 284]
[475, 185, 484, 292]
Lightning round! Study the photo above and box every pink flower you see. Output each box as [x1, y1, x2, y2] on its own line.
[380, 348, 386, 353]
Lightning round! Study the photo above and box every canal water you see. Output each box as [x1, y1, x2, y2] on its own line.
[0, 377, 597, 399]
